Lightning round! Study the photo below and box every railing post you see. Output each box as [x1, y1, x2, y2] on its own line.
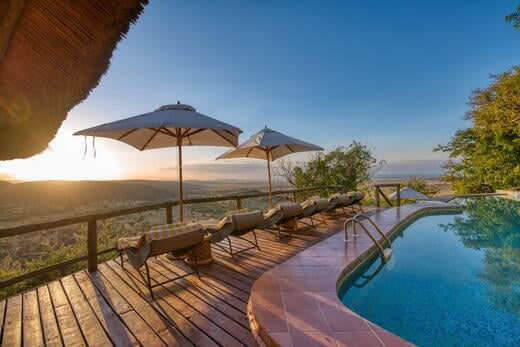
[87, 217, 97, 272]
[166, 203, 173, 224]
[292, 191, 297, 202]
[396, 183, 401, 207]
[236, 198, 242, 210]
[375, 186, 380, 207]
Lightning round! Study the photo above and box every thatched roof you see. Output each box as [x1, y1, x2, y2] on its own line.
[0, 0, 149, 160]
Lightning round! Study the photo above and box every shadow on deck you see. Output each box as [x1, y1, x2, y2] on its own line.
[0, 214, 353, 346]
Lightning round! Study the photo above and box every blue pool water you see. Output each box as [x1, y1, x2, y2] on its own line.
[339, 198, 520, 346]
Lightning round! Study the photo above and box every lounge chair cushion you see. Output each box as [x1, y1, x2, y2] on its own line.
[204, 210, 264, 242]
[118, 222, 205, 269]
[233, 211, 264, 231]
[280, 202, 303, 218]
[351, 191, 365, 201]
[225, 208, 250, 216]
[116, 222, 193, 250]
[313, 198, 330, 211]
[331, 193, 351, 205]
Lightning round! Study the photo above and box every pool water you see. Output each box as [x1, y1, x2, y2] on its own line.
[339, 198, 520, 346]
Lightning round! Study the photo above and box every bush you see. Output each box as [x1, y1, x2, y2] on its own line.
[277, 142, 384, 196]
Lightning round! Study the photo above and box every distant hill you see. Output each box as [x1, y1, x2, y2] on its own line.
[0, 181, 12, 191]
[0, 179, 267, 207]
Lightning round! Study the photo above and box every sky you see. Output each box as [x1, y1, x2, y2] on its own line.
[1, 0, 519, 182]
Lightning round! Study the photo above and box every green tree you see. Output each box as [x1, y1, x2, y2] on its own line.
[506, 4, 520, 29]
[402, 176, 440, 196]
[440, 198, 520, 316]
[435, 67, 520, 193]
[277, 142, 384, 194]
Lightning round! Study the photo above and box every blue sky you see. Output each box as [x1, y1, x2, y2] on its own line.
[1, 0, 519, 181]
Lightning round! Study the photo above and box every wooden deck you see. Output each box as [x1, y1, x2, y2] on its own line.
[0, 215, 349, 346]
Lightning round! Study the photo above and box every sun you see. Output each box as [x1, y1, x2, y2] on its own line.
[0, 127, 123, 181]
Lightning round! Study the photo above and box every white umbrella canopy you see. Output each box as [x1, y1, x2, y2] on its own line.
[74, 103, 242, 220]
[389, 187, 430, 200]
[216, 127, 323, 207]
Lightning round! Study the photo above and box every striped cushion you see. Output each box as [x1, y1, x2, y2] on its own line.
[146, 223, 203, 242]
[224, 208, 250, 216]
[117, 222, 201, 250]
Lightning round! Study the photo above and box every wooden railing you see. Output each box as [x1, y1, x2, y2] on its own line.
[0, 185, 344, 288]
[374, 183, 401, 207]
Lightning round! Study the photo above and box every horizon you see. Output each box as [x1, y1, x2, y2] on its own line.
[1, 1, 518, 182]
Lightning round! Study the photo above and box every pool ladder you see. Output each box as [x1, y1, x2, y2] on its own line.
[344, 214, 393, 262]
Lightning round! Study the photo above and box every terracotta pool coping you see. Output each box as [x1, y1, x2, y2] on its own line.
[247, 203, 463, 347]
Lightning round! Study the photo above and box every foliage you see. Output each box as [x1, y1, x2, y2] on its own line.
[277, 142, 384, 195]
[506, 4, 520, 29]
[403, 176, 440, 196]
[435, 67, 520, 193]
[0, 219, 143, 299]
[440, 198, 520, 316]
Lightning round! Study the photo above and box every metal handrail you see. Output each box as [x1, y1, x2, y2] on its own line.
[350, 214, 391, 248]
[343, 214, 392, 262]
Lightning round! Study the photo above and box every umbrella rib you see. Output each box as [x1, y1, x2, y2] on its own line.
[161, 127, 178, 138]
[118, 128, 138, 140]
[223, 129, 238, 137]
[140, 128, 160, 151]
[155, 128, 175, 136]
[245, 147, 255, 157]
[185, 128, 205, 137]
[286, 145, 295, 153]
[210, 129, 236, 147]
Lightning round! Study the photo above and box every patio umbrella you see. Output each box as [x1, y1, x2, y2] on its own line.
[216, 127, 323, 208]
[74, 102, 242, 221]
[389, 187, 429, 200]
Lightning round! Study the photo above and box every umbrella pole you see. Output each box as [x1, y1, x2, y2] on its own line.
[267, 157, 273, 209]
[178, 141, 184, 222]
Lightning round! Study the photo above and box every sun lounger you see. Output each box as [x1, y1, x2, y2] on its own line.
[323, 195, 341, 214]
[116, 222, 205, 299]
[203, 210, 265, 259]
[329, 192, 357, 216]
[351, 191, 365, 212]
[261, 202, 303, 238]
[296, 196, 330, 227]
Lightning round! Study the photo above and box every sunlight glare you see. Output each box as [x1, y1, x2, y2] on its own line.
[0, 128, 122, 181]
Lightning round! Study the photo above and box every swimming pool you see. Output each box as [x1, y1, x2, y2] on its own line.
[339, 198, 520, 346]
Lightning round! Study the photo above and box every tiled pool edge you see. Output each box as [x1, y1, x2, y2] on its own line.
[335, 206, 464, 291]
[247, 204, 463, 347]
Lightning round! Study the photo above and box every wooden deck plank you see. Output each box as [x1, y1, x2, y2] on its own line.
[73, 271, 139, 346]
[89, 265, 188, 346]
[2, 295, 22, 347]
[153, 258, 248, 313]
[47, 281, 86, 347]
[104, 261, 217, 347]
[197, 262, 255, 291]
[172, 267, 250, 303]
[60, 276, 113, 347]
[0, 300, 6, 343]
[146, 260, 253, 338]
[37, 286, 64, 347]
[22, 290, 45, 347]
[108, 261, 242, 346]
[3, 218, 344, 346]
[119, 310, 167, 347]
[207, 257, 260, 282]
